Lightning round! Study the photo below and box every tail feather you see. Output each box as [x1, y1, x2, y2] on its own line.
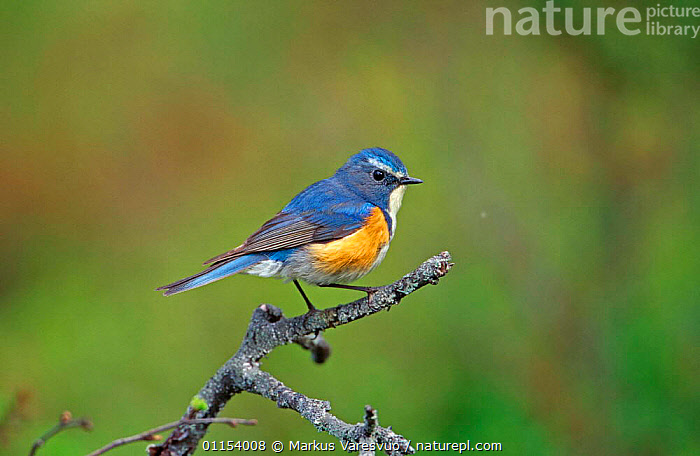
[156, 254, 264, 296]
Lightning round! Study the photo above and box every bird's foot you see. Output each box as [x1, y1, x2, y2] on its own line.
[362, 286, 380, 304]
[306, 303, 318, 313]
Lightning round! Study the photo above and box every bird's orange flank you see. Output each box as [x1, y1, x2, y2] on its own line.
[309, 207, 390, 275]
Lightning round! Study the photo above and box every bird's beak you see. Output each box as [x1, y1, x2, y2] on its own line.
[400, 176, 423, 185]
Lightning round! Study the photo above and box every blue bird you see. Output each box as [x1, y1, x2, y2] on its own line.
[157, 147, 423, 311]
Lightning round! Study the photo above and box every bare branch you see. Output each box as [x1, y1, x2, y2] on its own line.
[151, 251, 452, 456]
[28, 411, 92, 456]
[86, 417, 256, 456]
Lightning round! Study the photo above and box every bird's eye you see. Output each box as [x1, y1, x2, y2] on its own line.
[372, 169, 386, 181]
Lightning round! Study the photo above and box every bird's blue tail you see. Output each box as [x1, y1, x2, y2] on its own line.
[157, 254, 265, 296]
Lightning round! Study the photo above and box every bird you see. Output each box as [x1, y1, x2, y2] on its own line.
[156, 147, 423, 311]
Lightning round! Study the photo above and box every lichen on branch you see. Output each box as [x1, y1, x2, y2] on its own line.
[151, 251, 453, 456]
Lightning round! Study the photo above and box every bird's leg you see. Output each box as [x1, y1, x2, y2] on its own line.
[293, 280, 323, 338]
[319, 283, 380, 302]
[293, 280, 317, 312]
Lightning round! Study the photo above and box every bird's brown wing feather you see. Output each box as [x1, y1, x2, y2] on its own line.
[203, 210, 365, 266]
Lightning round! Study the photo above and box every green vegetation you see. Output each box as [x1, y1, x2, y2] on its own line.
[2, 1, 698, 455]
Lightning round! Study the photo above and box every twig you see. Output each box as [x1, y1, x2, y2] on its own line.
[363, 405, 378, 436]
[86, 417, 256, 456]
[29, 411, 92, 456]
[360, 406, 379, 456]
[151, 251, 453, 456]
[295, 332, 332, 364]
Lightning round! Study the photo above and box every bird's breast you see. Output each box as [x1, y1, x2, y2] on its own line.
[307, 206, 390, 277]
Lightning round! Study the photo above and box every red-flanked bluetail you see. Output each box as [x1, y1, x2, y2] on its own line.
[157, 148, 423, 311]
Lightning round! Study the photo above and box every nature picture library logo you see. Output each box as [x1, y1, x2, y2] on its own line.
[486, 1, 700, 38]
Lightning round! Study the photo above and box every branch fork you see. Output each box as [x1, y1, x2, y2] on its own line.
[142, 252, 451, 455]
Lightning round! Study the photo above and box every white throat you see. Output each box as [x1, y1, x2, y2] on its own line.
[387, 185, 406, 239]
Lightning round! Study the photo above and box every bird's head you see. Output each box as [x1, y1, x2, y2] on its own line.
[335, 148, 422, 217]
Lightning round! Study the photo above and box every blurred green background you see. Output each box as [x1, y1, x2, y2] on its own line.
[2, 1, 698, 455]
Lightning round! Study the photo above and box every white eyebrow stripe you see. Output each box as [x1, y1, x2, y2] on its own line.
[367, 158, 406, 177]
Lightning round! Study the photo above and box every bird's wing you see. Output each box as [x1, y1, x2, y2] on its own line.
[203, 202, 375, 266]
